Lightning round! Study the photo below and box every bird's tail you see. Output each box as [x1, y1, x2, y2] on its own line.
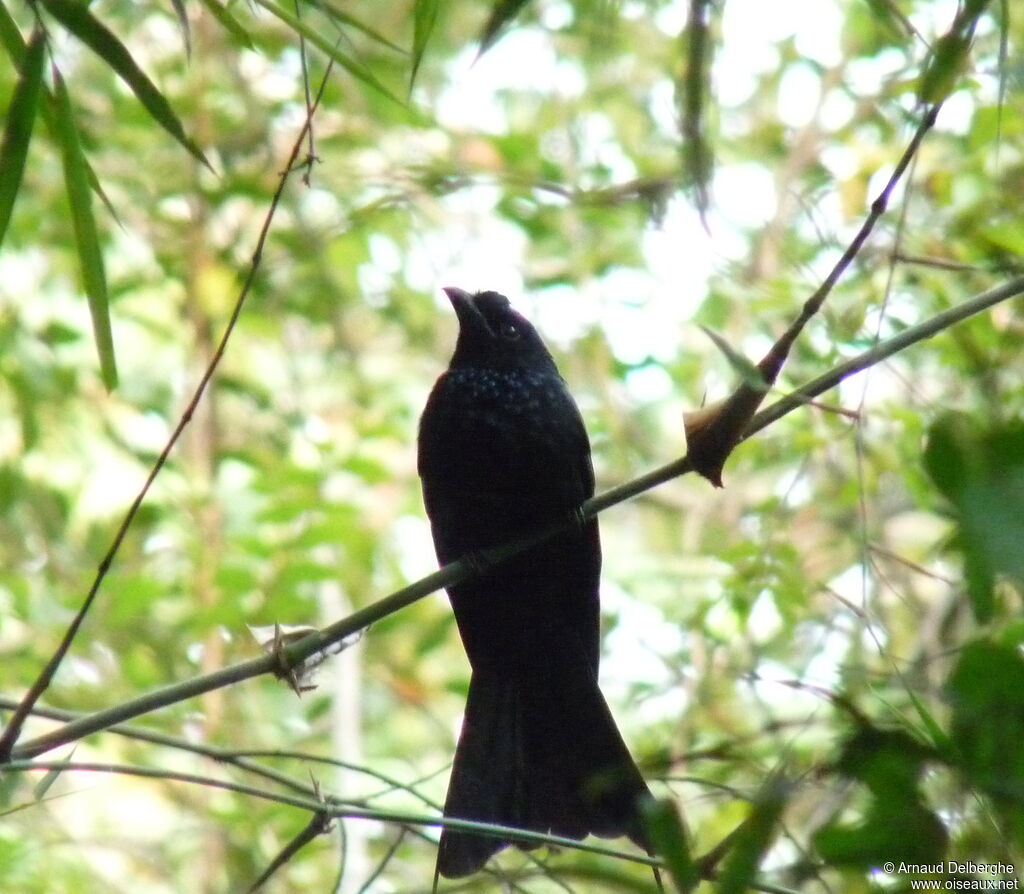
[436, 666, 652, 879]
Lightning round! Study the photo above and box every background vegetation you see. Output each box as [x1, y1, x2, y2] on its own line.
[1, 0, 1022, 891]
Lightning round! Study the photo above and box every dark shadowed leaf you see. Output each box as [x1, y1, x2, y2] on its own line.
[0, 9, 123, 227]
[923, 411, 971, 500]
[945, 640, 1024, 802]
[815, 725, 946, 867]
[170, 0, 191, 56]
[52, 69, 117, 390]
[0, 5, 26, 59]
[642, 797, 698, 892]
[40, 0, 210, 169]
[924, 414, 1024, 622]
[479, 0, 532, 57]
[0, 26, 45, 249]
[410, 0, 441, 92]
[679, 0, 714, 218]
[813, 799, 947, 867]
[835, 726, 930, 796]
[716, 773, 787, 894]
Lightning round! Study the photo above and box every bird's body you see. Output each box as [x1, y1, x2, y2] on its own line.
[418, 288, 652, 878]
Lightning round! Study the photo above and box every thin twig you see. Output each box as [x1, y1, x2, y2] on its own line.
[742, 275, 1024, 438]
[356, 829, 407, 894]
[0, 695, 442, 807]
[247, 806, 333, 891]
[683, 104, 942, 485]
[0, 60, 336, 763]
[760, 104, 940, 381]
[294, 0, 318, 184]
[3, 759, 664, 870]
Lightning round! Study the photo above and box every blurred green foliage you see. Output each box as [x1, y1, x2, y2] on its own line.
[0, 0, 1022, 891]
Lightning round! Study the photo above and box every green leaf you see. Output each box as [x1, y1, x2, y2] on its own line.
[863, 0, 915, 38]
[903, 685, 952, 754]
[987, 0, 1009, 157]
[834, 726, 929, 797]
[924, 414, 1024, 621]
[816, 725, 946, 867]
[479, 0, 532, 57]
[699, 325, 767, 391]
[40, 0, 210, 169]
[919, 32, 972, 105]
[0, 8, 123, 227]
[679, 0, 714, 219]
[918, 0, 991, 104]
[196, 0, 254, 48]
[922, 412, 972, 501]
[52, 69, 118, 390]
[40, 321, 83, 346]
[717, 773, 787, 894]
[963, 543, 996, 622]
[33, 747, 77, 801]
[410, 0, 441, 92]
[642, 798, 699, 892]
[170, 0, 191, 56]
[0, 4, 27, 61]
[813, 799, 946, 867]
[253, 0, 406, 109]
[312, 1, 407, 54]
[0, 26, 46, 249]
[946, 640, 1024, 801]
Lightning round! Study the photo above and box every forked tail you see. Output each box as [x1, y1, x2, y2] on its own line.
[436, 666, 653, 879]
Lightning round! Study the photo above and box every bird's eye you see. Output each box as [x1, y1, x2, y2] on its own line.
[500, 322, 521, 341]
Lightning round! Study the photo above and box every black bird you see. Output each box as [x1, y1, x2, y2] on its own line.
[418, 287, 653, 878]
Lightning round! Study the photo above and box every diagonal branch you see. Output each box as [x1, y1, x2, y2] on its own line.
[684, 103, 941, 486]
[11, 275, 1023, 762]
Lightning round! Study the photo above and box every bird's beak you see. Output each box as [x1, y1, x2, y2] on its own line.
[443, 287, 488, 335]
[443, 286, 473, 313]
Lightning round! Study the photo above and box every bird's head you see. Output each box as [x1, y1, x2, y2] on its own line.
[444, 287, 557, 372]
